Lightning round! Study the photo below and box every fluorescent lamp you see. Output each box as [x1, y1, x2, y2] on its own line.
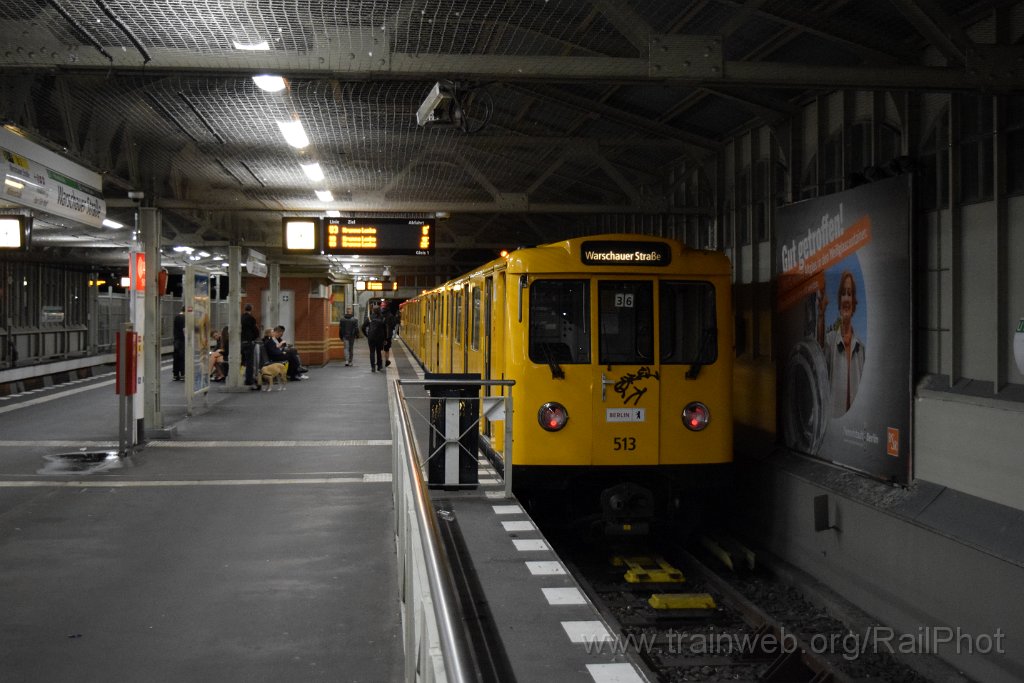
[120, 276, 131, 287]
[102, 218, 124, 229]
[276, 119, 309, 149]
[325, 210, 341, 217]
[212, 256, 224, 261]
[233, 40, 270, 51]
[252, 75, 286, 92]
[0, 217, 21, 248]
[4, 177, 24, 190]
[315, 190, 333, 202]
[198, 251, 211, 258]
[301, 162, 324, 182]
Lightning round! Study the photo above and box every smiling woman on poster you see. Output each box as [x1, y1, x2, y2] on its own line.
[818, 269, 866, 416]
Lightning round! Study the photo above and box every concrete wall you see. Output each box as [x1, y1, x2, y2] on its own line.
[914, 392, 1024, 511]
[737, 458, 1024, 683]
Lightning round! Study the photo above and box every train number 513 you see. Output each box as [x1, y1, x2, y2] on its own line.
[613, 437, 637, 451]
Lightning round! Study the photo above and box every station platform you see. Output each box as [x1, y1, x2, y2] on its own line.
[0, 341, 649, 682]
[0, 347, 401, 682]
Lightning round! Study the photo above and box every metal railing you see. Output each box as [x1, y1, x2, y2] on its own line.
[390, 377, 514, 683]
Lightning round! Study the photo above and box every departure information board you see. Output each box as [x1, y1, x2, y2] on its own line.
[324, 218, 432, 256]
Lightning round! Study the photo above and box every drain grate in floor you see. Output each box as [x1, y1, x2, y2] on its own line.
[38, 451, 123, 475]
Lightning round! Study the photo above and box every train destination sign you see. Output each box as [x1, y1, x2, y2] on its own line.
[580, 240, 672, 266]
[324, 218, 432, 256]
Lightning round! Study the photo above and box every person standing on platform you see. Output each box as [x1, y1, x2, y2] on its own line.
[172, 306, 185, 381]
[338, 306, 359, 367]
[241, 303, 261, 387]
[362, 309, 387, 373]
[381, 302, 398, 368]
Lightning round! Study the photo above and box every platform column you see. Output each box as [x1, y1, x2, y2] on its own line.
[227, 245, 243, 390]
[140, 206, 163, 432]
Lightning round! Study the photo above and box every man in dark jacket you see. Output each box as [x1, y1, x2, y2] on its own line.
[241, 303, 260, 387]
[361, 309, 386, 372]
[338, 306, 359, 367]
[172, 307, 185, 381]
[381, 302, 397, 368]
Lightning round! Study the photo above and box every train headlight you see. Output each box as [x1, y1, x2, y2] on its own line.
[538, 402, 569, 431]
[682, 402, 710, 431]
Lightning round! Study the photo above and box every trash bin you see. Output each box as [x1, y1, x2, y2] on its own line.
[426, 372, 480, 489]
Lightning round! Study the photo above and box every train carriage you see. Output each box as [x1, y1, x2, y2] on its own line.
[401, 234, 733, 532]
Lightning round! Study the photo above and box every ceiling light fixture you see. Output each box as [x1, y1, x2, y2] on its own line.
[252, 75, 286, 92]
[232, 40, 270, 51]
[315, 190, 334, 202]
[102, 218, 124, 229]
[301, 162, 324, 182]
[276, 119, 309, 149]
[325, 210, 341, 217]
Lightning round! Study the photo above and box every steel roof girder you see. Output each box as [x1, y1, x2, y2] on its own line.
[649, 35, 724, 79]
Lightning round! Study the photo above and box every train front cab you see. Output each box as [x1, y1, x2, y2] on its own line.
[505, 239, 734, 532]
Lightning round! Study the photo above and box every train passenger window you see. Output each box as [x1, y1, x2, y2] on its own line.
[470, 286, 481, 351]
[598, 281, 653, 365]
[659, 282, 717, 364]
[529, 280, 590, 364]
[454, 290, 463, 344]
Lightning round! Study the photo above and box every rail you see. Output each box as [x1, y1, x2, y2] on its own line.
[390, 377, 515, 682]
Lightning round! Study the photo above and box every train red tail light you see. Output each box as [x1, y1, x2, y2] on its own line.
[538, 402, 569, 431]
[682, 402, 710, 431]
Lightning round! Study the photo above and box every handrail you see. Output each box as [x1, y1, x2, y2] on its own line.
[393, 379, 477, 682]
[400, 379, 516, 388]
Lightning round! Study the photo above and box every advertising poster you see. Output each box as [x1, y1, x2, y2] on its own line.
[184, 267, 211, 416]
[775, 176, 911, 484]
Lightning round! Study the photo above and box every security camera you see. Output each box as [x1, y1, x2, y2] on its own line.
[416, 81, 455, 127]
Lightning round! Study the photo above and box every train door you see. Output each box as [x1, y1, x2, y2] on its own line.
[482, 277, 493, 436]
[591, 280, 659, 466]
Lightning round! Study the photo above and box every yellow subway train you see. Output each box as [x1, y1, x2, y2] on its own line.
[401, 234, 733, 533]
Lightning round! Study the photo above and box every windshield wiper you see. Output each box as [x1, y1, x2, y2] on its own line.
[685, 327, 716, 380]
[542, 343, 565, 380]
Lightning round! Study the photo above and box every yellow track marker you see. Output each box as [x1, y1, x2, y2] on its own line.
[611, 556, 686, 583]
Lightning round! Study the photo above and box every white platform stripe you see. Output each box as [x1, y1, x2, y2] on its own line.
[0, 476, 392, 488]
[542, 587, 587, 605]
[586, 663, 645, 683]
[148, 439, 392, 447]
[561, 621, 612, 643]
[0, 441, 118, 448]
[501, 520, 535, 532]
[525, 561, 565, 575]
[484, 490, 506, 498]
[491, 504, 523, 514]
[512, 539, 549, 552]
[0, 379, 115, 414]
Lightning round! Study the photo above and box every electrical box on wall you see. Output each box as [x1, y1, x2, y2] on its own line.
[310, 283, 330, 299]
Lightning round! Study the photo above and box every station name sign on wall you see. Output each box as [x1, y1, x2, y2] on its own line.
[1, 127, 106, 229]
[283, 217, 432, 256]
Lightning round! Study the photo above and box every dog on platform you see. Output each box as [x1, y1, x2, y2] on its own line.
[258, 362, 289, 391]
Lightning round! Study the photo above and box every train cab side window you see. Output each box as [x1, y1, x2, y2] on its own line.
[659, 282, 718, 364]
[598, 281, 654, 365]
[529, 279, 590, 364]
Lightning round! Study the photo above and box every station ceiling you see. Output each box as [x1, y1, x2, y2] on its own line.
[0, 0, 1019, 279]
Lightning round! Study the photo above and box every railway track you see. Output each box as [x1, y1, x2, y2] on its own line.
[551, 531, 932, 683]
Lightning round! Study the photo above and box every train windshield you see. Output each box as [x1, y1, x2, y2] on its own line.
[598, 281, 654, 365]
[659, 281, 718, 364]
[529, 279, 590, 364]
